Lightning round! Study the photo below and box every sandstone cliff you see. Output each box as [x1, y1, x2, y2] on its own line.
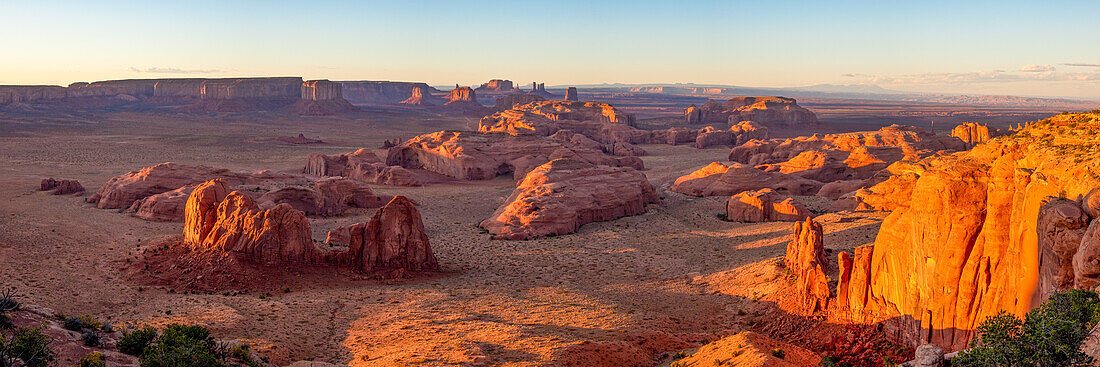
[805, 112, 1100, 351]
[338, 81, 440, 104]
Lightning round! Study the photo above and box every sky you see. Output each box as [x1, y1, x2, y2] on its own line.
[2, 0, 1100, 98]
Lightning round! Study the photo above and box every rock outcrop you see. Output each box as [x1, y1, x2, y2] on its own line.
[87, 162, 308, 209]
[257, 177, 392, 217]
[819, 112, 1100, 351]
[475, 79, 517, 94]
[399, 86, 440, 106]
[440, 87, 489, 115]
[676, 332, 822, 367]
[130, 184, 196, 221]
[670, 162, 822, 197]
[950, 122, 1002, 146]
[493, 93, 546, 111]
[694, 121, 768, 148]
[304, 148, 421, 186]
[327, 196, 439, 274]
[786, 217, 830, 314]
[291, 80, 358, 115]
[725, 189, 810, 222]
[386, 131, 642, 180]
[564, 87, 578, 101]
[479, 159, 659, 239]
[690, 96, 818, 127]
[39, 178, 84, 195]
[338, 81, 440, 104]
[183, 179, 438, 275]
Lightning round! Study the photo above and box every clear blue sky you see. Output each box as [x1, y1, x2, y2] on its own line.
[2, 0, 1099, 98]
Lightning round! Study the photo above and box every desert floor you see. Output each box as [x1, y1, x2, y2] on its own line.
[1, 110, 889, 366]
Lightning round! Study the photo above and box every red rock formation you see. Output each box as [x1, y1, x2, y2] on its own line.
[693, 96, 818, 127]
[385, 130, 642, 180]
[479, 159, 659, 240]
[39, 178, 84, 195]
[564, 87, 578, 101]
[182, 180, 438, 276]
[257, 177, 391, 217]
[328, 196, 439, 274]
[786, 217, 830, 314]
[399, 86, 440, 106]
[475, 79, 517, 94]
[675, 332, 822, 367]
[684, 104, 702, 124]
[87, 162, 308, 209]
[950, 122, 1002, 146]
[825, 112, 1100, 351]
[670, 162, 822, 197]
[130, 184, 196, 221]
[338, 81, 440, 104]
[184, 180, 319, 265]
[694, 121, 768, 148]
[493, 93, 546, 111]
[725, 189, 811, 222]
[441, 87, 488, 114]
[304, 149, 421, 186]
[291, 80, 358, 115]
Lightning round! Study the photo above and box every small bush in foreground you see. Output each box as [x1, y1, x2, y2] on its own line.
[0, 327, 55, 367]
[119, 326, 158, 356]
[79, 351, 106, 367]
[139, 324, 225, 367]
[953, 289, 1100, 366]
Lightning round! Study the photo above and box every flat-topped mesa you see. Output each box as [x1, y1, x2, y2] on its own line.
[479, 159, 659, 240]
[493, 93, 547, 111]
[950, 122, 1003, 146]
[441, 87, 490, 114]
[808, 112, 1100, 351]
[3, 77, 306, 108]
[474, 79, 518, 94]
[184, 179, 438, 275]
[303, 148, 421, 186]
[291, 80, 359, 115]
[690, 96, 818, 127]
[385, 130, 643, 181]
[337, 81, 441, 104]
[725, 188, 810, 222]
[564, 87, 579, 101]
[670, 161, 823, 197]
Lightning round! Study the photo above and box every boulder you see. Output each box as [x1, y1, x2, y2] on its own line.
[479, 159, 659, 240]
[130, 184, 196, 221]
[40, 178, 84, 195]
[670, 162, 822, 197]
[725, 189, 810, 222]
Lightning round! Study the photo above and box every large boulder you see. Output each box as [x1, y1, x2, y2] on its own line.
[670, 162, 822, 197]
[304, 148, 421, 186]
[130, 184, 197, 221]
[386, 130, 642, 180]
[479, 159, 659, 240]
[725, 189, 810, 222]
[39, 178, 84, 195]
[328, 196, 439, 274]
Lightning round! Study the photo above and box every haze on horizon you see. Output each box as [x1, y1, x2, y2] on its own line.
[2, 0, 1099, 99]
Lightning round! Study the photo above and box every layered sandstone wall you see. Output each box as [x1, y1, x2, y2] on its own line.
[339, 81, 440, 104]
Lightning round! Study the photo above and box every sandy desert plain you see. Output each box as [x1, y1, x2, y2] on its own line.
[0, 80, 1098, 367]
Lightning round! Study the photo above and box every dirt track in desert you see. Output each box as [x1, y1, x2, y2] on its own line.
[0, 111, 885, 366]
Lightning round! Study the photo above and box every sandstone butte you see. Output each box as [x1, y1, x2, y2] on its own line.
[184, 179, 438, 274]
[950, 122, 1003, 147]
[474, 79, 517, 94]
[441, 86, 490, 115]
[399, 86, 440, 106]
[564, 86, 579, 101]
[670, 161, 822, 197]
[385, 130, 643, 181]
[304, 148, 422, 186]
[479, 159, 659, 240]
[685, 96, 818, 127]
[725, 188, 811, 222]
[791, 112, 1100, 351]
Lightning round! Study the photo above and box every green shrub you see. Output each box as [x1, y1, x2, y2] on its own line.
[953, 289, 1100, 366]
[82, 330, 101, 347]
[63, 317, 84, 331]
[79, 351, 106, 367]
[139, 324, 225, 367]
[119, 326, 158, 356]
[771, 348, 785, 359]
[0, 327, 55, 367]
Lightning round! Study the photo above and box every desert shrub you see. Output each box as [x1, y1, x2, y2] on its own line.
[79, 351, 106, 367]
[771, 348, 785, 359]
[0, 327, 55, 367]
[0, 290, 17, 313]
[63, 317, 84, 331]
[139, 324, 225, 367]
[82, 330, 101, 347]
[228, 343, 262, 367]
[78, 315, 102, 330]
[119, 326, 158, 356]
[818, 356, 854, 367]
[953, 289, 1100, 366]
